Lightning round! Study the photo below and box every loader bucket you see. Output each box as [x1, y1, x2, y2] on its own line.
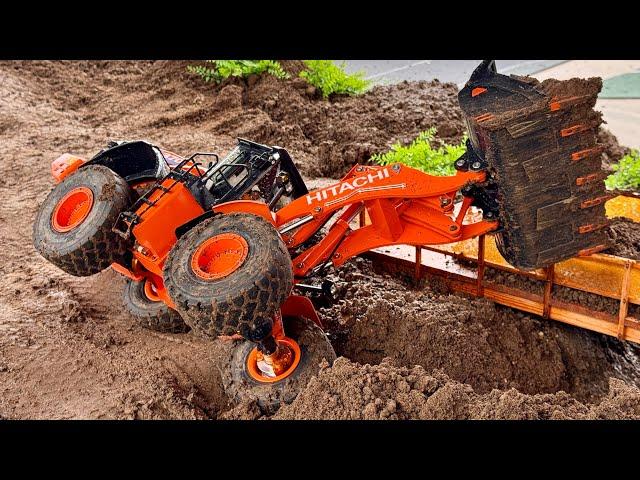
[459, 60, 609, 270]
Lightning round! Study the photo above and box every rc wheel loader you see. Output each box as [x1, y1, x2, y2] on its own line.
[32, 61, 610, 412]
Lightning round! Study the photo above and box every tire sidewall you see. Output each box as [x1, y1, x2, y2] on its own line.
[221, 316, 337, 414]
[33, 165, 130, 258]
[164, 213, 294, 337]
[122, 279, 189, 333]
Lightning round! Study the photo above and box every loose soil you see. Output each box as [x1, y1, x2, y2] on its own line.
[606, 217, 640, 261]
[275, 358, 640, 420]
[1, 60, 639, 420]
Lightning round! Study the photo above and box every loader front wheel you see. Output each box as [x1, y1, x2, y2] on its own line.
[123, 279, 190, 333]
[220, 316, 336, 414]
[163, 213, 294, 339]
[33, 165, 133, 276]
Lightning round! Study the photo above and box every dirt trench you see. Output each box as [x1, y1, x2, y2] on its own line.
[1, 60, 639, 419]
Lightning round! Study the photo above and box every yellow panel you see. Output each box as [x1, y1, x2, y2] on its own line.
[605, 195, 640, 222]
[428, 233, 640, 304]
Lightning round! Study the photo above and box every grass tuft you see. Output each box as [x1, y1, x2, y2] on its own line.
[372, 128, 466, 176]
[187, 60, 289, 83]
[299, 60, 370, 98]
[605, 149, 640, 191]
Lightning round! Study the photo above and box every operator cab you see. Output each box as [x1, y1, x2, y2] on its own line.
[188, 138, 309, 210]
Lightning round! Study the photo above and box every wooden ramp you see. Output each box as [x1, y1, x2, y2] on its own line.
[363, 194, 640, 344]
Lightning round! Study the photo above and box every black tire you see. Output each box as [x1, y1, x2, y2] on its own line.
[33, 165, 134, 277]
[123, 279, 190, 333]
[220, 316, 336, 414]
[163, 213, 293, 339]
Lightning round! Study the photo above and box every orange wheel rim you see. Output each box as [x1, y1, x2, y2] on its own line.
[191, 233, 249, 280]
[143, 280, 161, 302]
[51, 187, 94, 233]
[246, 337, 301, 383]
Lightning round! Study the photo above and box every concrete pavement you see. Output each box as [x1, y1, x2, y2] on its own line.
[342, 60, 565, 87]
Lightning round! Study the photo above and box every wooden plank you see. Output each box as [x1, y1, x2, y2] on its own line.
[428, 236, 640, 305]
[543, 264, 554, 319]
[364, 249, 640, 345]
[618, 260, 632, 339]
[415, 246, 422, 282]
[477, 235, 486, 296]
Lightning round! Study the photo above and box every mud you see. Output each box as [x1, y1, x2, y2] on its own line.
[2, 60, 640, 419]
[320, 259, 640, 400]
[606, 217, 640, 261]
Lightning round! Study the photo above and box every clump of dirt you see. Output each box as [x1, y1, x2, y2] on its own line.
[275, 357, 640, 420]
[553, 286, 619, 314]
[606, 217, 640, 261]
[483, 267, 544, 295]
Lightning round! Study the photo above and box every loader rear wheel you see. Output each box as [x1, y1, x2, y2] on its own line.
[163, 213, 294, 339]
[220, 316, 336, 414]
[33, 165, 133, 277]
[123, 279, 189, 333]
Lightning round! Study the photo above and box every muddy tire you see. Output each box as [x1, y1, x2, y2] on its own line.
[33, 165, 133, 277]
[220, 316, 336, 414]
[163, 213, 293, 339]
[123, 279, 190, 333]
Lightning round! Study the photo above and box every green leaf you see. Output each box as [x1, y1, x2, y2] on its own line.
[299, 60, 371, 98]
[186, 60, 289, 84]
[371, 128, 466, 177]
[605, 149, 640, 191]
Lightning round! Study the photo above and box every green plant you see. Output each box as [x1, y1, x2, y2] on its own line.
[372, 128, 467, 176]
[299, 60, 370, 98]
[187, 60, 289, 83]
[605, 149, 640, 191]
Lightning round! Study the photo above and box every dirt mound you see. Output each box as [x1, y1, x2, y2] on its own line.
[8, 60, 465, 179]
[275, 357, 640, 420]
[243, 76, 465, 177]
[317, 258, 640, 403]
[598, 127, 630, 171]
